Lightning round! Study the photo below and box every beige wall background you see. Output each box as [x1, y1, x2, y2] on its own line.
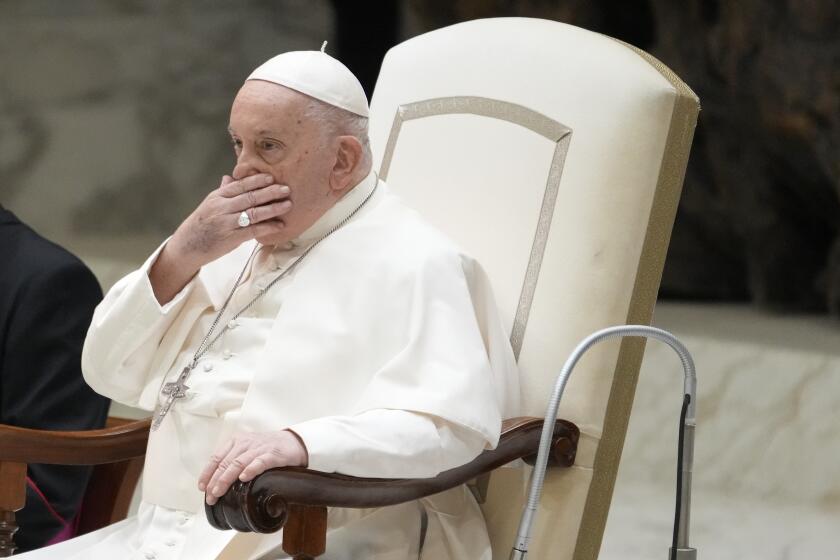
[603, 304, 840, 559]
[1, 0, 337, 271]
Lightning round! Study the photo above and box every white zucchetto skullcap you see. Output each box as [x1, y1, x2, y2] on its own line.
[246, 50, 369, 117]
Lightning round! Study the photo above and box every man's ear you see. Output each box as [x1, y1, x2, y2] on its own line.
[329, 135, 364, 193]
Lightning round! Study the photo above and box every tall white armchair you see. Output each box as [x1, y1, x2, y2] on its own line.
[368, 17, 699, 559]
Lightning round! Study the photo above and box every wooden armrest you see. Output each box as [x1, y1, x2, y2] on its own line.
[206, 416, 578, 534]
[0, 417, 151, 556]
[0, 418, 151, 465]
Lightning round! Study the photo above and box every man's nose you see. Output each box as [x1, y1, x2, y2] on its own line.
[232, 148, 266, 180]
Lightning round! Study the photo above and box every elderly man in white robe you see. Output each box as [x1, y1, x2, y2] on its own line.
[18, 50, 518, 560]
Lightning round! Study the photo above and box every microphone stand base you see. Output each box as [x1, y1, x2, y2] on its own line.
[669, 547, 697, 560]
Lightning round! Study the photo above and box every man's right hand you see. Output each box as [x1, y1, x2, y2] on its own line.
[149, 173, 292, 305]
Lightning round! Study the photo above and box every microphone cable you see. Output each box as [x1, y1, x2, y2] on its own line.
[671, 393, 691, 560]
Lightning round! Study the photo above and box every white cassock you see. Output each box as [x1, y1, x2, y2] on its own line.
[18, 171, 519, 560]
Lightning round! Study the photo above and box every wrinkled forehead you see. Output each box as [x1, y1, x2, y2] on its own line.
[229, 80, 310, 129]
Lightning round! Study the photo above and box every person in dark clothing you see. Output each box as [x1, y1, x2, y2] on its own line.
[0, 205, 110, 552]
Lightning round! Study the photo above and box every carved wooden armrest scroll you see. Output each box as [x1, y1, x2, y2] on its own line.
[205, 417, 578, 559]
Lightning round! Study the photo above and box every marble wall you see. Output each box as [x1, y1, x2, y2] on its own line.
[0, 0, 334, 261]
[602, 303, 840, 559]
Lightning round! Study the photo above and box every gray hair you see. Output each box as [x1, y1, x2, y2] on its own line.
[303, 97, 372, 170]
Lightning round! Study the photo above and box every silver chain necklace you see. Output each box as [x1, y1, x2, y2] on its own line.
[151, 180, 378, 431]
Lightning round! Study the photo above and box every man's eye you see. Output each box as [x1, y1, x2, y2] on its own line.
[260, 141, 277, 150]
[231, 138, 242, 149]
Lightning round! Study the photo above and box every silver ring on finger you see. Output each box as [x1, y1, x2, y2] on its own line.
[237, 210, 251, 228]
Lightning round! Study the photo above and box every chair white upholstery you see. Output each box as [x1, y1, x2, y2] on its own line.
[368, 17, 699, 560]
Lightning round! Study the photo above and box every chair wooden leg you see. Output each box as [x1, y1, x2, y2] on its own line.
[0, 511, 18, 558]
[0, 462, 27, 557]
[282, 504, 327, 560]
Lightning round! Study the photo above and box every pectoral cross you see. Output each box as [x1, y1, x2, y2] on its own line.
[151, 365, 192, 431]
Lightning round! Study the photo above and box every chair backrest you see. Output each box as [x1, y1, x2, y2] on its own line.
[368, 18, 698, 559]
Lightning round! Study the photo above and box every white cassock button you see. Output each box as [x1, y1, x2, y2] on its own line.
[144, 551, 156, 559]
[228, 319, 238, 330]
[165, 539, 177, 547]
[222, 349, 232, 360]
[203, 362, 213, 372]
[179, 513, 191, 525]
[256, 280, 267, 291]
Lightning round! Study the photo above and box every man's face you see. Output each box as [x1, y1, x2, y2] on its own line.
[228, 80, 337, 246]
